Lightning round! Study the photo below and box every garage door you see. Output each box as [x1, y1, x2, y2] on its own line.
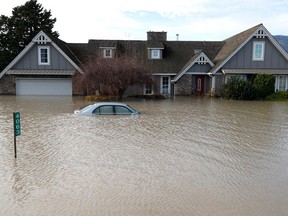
[16, 78, 72, 96]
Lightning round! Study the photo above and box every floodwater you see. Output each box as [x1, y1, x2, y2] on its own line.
[0, 96, 288, 216]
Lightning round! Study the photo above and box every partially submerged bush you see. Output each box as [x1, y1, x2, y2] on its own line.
[221, 76, 255, 100]
[253, 74, 275, 99]
[266, 91, 288, 101]
[85, 95, 119, 101]
[221, 74, 277, 100]
[129, 94, 168, 99]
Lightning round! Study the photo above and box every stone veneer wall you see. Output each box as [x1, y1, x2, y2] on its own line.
[0, 75, 15, 94]
[175, 74, 193, 95]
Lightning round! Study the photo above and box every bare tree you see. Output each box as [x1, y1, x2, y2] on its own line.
[74, 45, 152, 98]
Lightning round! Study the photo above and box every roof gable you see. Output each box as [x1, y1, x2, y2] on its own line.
[0, 31, 83, 79]
[172, 52, 214, 82]
[210, 24, 288, 74]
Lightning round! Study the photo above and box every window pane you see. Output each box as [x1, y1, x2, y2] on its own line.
[279, 76, 286, 91]
[93, 107, 100, 115]
[115, 106, 132, 115]
[145, 85, 152, 94]
[197, 78, 201, 91]
[255, 44, 262, 58]
[151, 49, 160, 59]
[253, 42, 264, 60]
[162, 77, 169, 94]
[98, 106, 114, 115]
[40, 48, 48, 63]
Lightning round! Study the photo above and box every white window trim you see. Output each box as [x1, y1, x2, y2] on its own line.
[275, 75, 288, 91]
[161, 76, 170, 94]
[38, 46, 50, 65]
[144, 85, 154, 95]
[103, 49, 113, 58]
[150, 49, 161, 59]
[253, 41, 265, 61]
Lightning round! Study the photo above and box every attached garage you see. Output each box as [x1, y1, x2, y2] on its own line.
[16, 78, 72, 96]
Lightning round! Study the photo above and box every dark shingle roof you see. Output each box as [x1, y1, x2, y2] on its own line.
[79, 39, 224, 74]
[62, 24, 262, 75]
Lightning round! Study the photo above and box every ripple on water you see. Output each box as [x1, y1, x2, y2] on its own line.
[0, 97, 288, 216]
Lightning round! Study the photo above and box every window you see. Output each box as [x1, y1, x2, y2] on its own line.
[150, 49, 160, 59]
[197, 78, 202, 91]
[144, 85, 153, 95]
[161, 76, 170, 94]
[93, 106, 114, 115]
[253, 42, 265, 61]
[103, 49, 113, 58]
[225, 75, 247, 83]
[278, 75, 287, 91]
[115, 106, 132, 115]
[38, 46, 50, 65]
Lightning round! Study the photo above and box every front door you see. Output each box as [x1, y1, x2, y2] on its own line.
[195, 76, 205, 96]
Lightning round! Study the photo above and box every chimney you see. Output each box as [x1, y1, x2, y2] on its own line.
[147, 31, 167, 41]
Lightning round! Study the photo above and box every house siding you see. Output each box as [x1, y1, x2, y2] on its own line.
[187, 63, 212, 72]
[13, 44, 75, 70]
[223, 38, 288, 69]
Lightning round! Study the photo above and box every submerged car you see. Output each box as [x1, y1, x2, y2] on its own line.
[74, 102, 139, 116]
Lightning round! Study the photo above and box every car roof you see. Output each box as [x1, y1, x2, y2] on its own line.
[93, 102, 129, 106]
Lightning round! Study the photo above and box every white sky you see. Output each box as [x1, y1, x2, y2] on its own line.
[1, 0, 288, 43]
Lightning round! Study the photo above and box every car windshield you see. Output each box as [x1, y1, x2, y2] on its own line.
[79, 104, 94, 112]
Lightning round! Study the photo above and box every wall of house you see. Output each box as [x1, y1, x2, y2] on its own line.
[187, 63, 211, 72]
[174, 74, 193, 95]
[214, 74, 224, 94]
[223, 38, 288, 69]
[0, 75, 15, 94]
[13, 44, 75, 70]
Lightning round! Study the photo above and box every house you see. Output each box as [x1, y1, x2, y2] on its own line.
[1, 23, 288, 96]
[0, 32, 86, 95]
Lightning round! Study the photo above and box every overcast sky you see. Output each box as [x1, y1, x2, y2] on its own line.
[1, 0, 288, 43]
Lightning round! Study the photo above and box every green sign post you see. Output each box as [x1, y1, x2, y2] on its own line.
[13, 112, 21, 136]
[13, 112, 21, 158]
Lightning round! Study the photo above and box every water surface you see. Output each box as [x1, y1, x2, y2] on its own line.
[0, 96, 287, 216]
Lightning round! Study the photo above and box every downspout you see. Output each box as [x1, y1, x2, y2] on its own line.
[208, 73, 215, 96]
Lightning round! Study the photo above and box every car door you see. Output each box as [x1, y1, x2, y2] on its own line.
[114, 105, 133, 115]
[93, 105, 114, 115]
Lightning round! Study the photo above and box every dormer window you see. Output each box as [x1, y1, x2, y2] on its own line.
[103, 49, 113, 58]
[253, 41, 265, 61]
[151, 49, 160, 59]
[38, 46, 50, 65]
[147, 41, 164, 59]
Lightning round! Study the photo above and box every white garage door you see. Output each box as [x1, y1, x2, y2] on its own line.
[16, 78, 72, 96]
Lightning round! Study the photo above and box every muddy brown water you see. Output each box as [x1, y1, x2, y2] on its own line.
[0, 96, 288, 216]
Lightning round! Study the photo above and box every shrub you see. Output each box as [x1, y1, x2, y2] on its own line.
[221, 76, 256, 100]
[253, 74, 275, 99]
[266, 91, 288, 101]
[85, 95, 119, 101]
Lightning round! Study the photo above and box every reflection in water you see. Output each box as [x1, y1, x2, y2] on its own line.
[0, 96, 288, 216]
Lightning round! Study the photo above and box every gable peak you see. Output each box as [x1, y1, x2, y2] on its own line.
[32, 31, 52, 44]
[253, 26, 268, 38]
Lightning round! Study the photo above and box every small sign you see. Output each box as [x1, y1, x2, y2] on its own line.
[13, 112, 21, 136]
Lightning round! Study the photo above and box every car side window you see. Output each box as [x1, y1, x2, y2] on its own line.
[93, 105, 114, 115]
[115, 106, 132, 115]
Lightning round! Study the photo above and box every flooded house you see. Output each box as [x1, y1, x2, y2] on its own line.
[0, 23, 288, 96]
